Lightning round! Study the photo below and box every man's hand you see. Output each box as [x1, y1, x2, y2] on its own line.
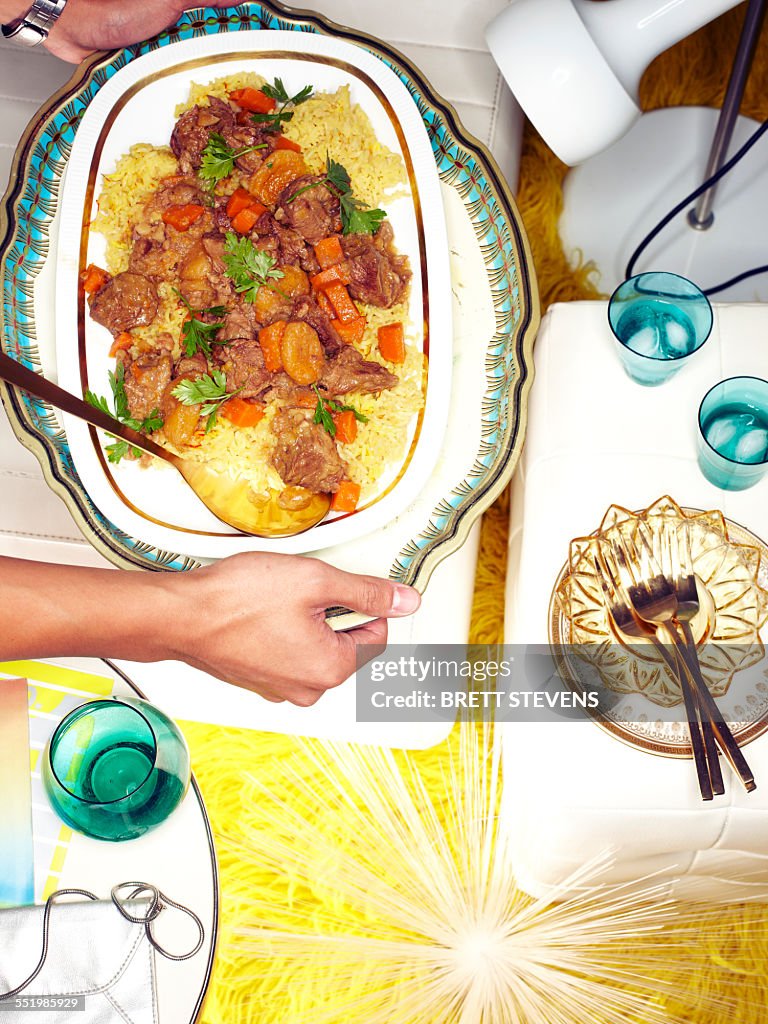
[0, 0, 195, 63]
[164, 553, 421, 706]
[0, 552, 421, 708]
[44, 0, 190, 62]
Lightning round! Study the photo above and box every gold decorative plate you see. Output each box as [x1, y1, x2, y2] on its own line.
[549, 496, 768, 758]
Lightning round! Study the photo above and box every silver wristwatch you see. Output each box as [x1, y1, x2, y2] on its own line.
[1, 0, 68, 46]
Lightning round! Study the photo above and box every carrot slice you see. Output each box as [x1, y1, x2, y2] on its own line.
[331, 480, 361, 512]
[332, 410, 358, 445]
[230, 87, 276, 113]
[259, 320, 286, 372]
[377, 322, 405, 364]
[226, 187, 257, 219]
[230, 206, 261, 234]
[313, 235, 344, 269]
[310, 263, 351, 291]
[109, 332, 134, 357]
[273, 135, 302, 153]
[325, 283, 360, 324]
[330, 316, 366, 345]
[162, 203, 206, 231]
[220, 396, 265, 427]
[81, 263, 109, 295]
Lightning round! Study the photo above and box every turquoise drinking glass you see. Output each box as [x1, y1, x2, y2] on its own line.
[42, 697, 190, 842]
[607, 271, 713, 386]
[698, 376, 768, 491]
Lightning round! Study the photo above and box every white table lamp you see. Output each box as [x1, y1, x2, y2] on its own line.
[487, 0, 768, 301]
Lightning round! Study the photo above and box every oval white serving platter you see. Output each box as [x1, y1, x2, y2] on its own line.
[55, 29, 451, 557]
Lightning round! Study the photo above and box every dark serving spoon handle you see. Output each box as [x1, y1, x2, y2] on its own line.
[0, 349, 171, 462]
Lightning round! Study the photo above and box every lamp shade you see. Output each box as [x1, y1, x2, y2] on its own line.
[486, 0, 744, 166]
[486, 0, 639, 165]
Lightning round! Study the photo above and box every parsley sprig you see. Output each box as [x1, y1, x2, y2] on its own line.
[173, 289, 228, 358]
[253, 78, 313, 131]
[171, 370, 240, 432]
[311, 384, 368, 438]
[222, 232, 284, 302]
[199, 133, 266, 191]
[341, 195, 387, 236]
[286, 155, 386, 235]
[85, 363, 163, 463]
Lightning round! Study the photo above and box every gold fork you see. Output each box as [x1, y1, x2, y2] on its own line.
[613, 524, 755, 792]
[653, 525, 724, 795]
[597, 544, 715, 801]
[653, 522, 755, 791]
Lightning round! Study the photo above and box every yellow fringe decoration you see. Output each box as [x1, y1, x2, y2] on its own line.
[181, 10, 768, 1019]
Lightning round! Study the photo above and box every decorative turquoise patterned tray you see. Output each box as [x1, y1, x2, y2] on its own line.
[0, 1, 538, 621]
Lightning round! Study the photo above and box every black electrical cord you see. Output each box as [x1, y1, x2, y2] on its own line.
[624, 114, 768, 295]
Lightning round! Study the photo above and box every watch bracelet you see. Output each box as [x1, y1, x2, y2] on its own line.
[2, 0, 67, 44]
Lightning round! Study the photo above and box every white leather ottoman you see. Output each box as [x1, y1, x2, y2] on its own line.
[503, 301, 768, 900]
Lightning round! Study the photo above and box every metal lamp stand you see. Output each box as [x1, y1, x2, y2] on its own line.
[559, 0, 768, 300]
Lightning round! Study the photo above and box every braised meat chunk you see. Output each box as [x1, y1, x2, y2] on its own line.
[217, 339, 273, 399]
[218, 300, 259, 344]
[129, 237, 171, 280]
[320, 346, 398, 396]
[255, 212, 317, 274]
[174, 352, 208, 378]
[342, 221, 411, 308]
[170, 97, 237, 175]
[177, 244, 217, 310]
[222, 122, 270, 175]
[146, 176, 208, 215]
[270, 408, 347, 494]
[118, 352, 172, 421]
[276, 175, 339, 245]
[88, 272, 159, 336]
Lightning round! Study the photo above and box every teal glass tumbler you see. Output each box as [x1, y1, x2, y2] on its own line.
[697, 376, 768, 491]
[42, 697, 190, 842]
[608, 271, 713, 386]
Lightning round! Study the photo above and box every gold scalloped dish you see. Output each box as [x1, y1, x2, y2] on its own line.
[550, 496, 768, 758]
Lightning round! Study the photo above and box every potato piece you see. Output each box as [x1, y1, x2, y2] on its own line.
[161, 397, 201, 449]
[254, 284, 289, 323]
[280, 321, 325, 385]
[279, 264, 310, 296]
[160, 373, 201, 448]
[254, 265, 308, 322]
[178, 244, 215, 309]
[248, 150, 307, 206]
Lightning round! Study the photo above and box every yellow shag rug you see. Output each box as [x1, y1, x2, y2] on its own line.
[180, 8, 768, 1021]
